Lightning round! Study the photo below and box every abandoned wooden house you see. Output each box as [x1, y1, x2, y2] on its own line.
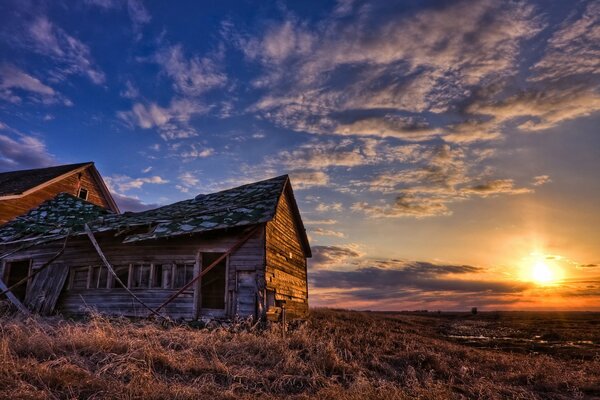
[0, 162, 119, 225]
[0, 175, 310, 321]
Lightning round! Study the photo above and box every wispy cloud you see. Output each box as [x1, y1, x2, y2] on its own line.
[153, 44, 227, 97]
[0, 64, 67, 105]
[117, 98, 208, 140]
[27, 16, 105, 84]
[104, 174, 169, 193]
[0, 128, 54, 170]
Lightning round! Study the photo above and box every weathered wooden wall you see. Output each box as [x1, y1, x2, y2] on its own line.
[0, 226, 265, 320]
[0, 167, 111, 224]
[265, 189, 309, 319]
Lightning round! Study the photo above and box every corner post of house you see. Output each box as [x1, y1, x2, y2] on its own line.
[192, 249, 201, 320]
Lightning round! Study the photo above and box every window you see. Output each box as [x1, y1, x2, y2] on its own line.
[113, 265, 130, 288]
[77, 187, 89, 200]
[90, 266, 108, 288]
[71, 267, 89, 289]
[201, 253, 226, 309]
[131, 264, 151, 288]
[174, 263, 194, 288]
[152, 264, 172, 289]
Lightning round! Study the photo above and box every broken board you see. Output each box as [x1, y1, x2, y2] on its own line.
[24, 263, 70, 315]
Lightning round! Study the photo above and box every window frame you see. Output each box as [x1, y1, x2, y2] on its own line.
[77, 187, 89, 201]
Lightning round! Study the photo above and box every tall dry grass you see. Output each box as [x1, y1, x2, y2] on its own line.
[0, 305, 598, 399]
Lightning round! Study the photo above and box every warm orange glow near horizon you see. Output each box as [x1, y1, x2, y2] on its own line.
[518, 253, 565, 287]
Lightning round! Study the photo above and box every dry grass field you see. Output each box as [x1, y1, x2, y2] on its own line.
[0, 303, 599, 399]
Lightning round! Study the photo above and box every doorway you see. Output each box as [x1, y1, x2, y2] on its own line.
[200, 253, 227, 314]
[4, 260, 31, 301]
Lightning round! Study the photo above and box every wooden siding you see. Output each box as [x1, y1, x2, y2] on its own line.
[265, 189, 309, 319]
[0, 167, 111, 224]
[0, 226, 266, 319]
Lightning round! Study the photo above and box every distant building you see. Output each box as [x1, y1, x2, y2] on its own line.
[0, 175, 310, 321]
[0, 162, 119, 225]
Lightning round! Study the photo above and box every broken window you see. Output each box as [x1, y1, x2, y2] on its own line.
[77, 187, 89, 200]
[201, 253, 226, 309]
[131, 264, 151, 288]
[90, 266, 108, 289]
[152, 264, 172, 289]
[4, 260, 31, 300]
[174, 263, 194, 288]
[113, 265, 130, 288]
[71, 267, 89, 289]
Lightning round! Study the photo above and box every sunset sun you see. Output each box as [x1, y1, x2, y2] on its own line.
[526, 257, 564, 286]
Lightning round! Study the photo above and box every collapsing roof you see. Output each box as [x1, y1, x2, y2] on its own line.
[0, 174, 311, 256]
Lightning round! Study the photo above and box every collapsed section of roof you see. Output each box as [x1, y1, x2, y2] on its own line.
[0, 175, 309, 252]
[0, 192, 112, 243]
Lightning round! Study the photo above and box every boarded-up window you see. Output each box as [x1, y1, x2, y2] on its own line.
[113, 265, 130, 288]
[131, 264, 151, 288]
[90, 266, 108, 289]
[201, 253, 226, 309]
[71, 267, 89, 289]
[174, 263, 194, 288]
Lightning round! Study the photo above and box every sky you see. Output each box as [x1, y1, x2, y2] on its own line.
[0, 0, 599, 311]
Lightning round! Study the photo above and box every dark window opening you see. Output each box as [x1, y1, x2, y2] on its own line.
[152, 264, 172, 289]
[4, 260, 30, 301]
[174, 263, 194, 289]
[71, 267, 89, 290]
[201, 253, 226, 309]
[113, 265, 130, 288]
[90, 266, 108, 288]
[77, 187, 89, 200]
[131, 264, 150, 288]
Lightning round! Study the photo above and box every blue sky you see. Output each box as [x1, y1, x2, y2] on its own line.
[1, 0, 599, 310]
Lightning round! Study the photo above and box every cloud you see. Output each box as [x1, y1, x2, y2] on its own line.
[27, 16, 105, 84]
[0, 133, 54, 170]
[178, 171, 199, 187]
[127, 0, 151, 30]
[531, 2, 600, 81]
[334, 115, 441, 141]
[308, 246, 532, 309]
[274, 139, 366, 171]
[463, 179, 532, 197]
[304, 218, 337, 225]
[120, 80, 139, 99]
[310, 245, 364, 270]
[312, 227, 346, 238]
[243, 0, 542, 135]
[316, 202, 343, 212]
[289, 171, 329, 189]
[468, 86, 600, 132]
[0, 64, 67, 105]
[104, 174, 169, 193]
[179, 145, 215, 159]
[153, 44, 227, 97]
[85, 0, 150, 37]
[117, 98, 208, 140]
[111, 192, 159, 212]
[352, 144, 535, 218]
[532, 175, 551, 186]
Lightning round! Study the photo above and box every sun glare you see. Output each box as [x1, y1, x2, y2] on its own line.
[524, 255, 564, 286]
[531, 260, 555, 284]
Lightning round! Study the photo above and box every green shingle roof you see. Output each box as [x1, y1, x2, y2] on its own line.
[0, 175, 294, 246]
[0, 192, 112, 243]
